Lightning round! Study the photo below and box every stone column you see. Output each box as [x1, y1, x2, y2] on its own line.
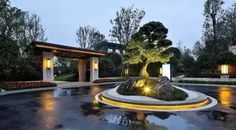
[90, 57, 99, 82]
[78, 59, 87, 82]
[42, 51, 54, 82]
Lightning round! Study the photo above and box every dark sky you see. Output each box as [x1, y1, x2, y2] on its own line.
[11, 0, 235, 48]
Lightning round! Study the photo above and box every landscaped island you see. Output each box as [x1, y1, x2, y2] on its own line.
[95, 21, 217, 112]
[117, 77, 187, 101]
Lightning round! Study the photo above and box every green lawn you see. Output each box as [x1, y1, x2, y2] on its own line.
[55, 74, 74, 81]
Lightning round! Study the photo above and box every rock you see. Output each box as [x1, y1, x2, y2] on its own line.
[125, 78, 137, 91]
[155, 76, 174, 99]
[117, 78, 137, 94]
[160, 76, 169, 84]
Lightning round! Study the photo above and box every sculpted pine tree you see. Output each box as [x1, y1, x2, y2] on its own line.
[125, 21, 173, 79]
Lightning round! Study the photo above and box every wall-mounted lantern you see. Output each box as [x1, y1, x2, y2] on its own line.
[221, 64, 229, 75]
[47, 58, 51, 69]
[125, 68, 129, 75]
[94, 62, 98, 71]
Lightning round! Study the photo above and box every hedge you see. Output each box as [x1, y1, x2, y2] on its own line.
[93, 78, 126, 83]
[177, 80, 236, 85]
[0, 81, 57, 90]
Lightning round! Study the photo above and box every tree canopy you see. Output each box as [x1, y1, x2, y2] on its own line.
[110, 6, 145, 45]
[76, 25, 106, 50]
[125, 21, 173, 79]
[0, 0, 46, 81]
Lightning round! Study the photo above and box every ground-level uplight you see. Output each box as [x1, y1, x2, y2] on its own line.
[143, 87, 151, 95]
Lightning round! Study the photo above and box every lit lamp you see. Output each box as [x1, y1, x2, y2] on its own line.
[47, 59, 51, 69]
[143, 87, 151, 95]
[94, 62, 98, 71]
[125, 68, 129, 75]
[159, 68, 163, 75]
[221, 64, 229, 75]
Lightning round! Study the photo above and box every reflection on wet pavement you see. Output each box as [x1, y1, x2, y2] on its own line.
[0, 84, 236, 130]
[218, 87, 233, 107]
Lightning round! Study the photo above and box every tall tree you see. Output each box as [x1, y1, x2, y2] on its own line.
[17, 14, 46, 57]
[0, 0, 46, 81]
[203, 0, 224, 59]
[125, 21, 172, 79]
[223, 3, 236, 45]
[110, 6, 145, 46]
[76, 25, 106, 49]
[192, 41, 203, 58]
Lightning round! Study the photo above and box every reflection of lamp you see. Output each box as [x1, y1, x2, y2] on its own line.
[159, 68, 163, 75]
[94, 62, 98, 70]
[221, 64, 229, 74]
[47, 59, 51, 69]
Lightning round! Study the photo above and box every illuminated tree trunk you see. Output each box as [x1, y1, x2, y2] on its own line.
[140, 62, 149, 79]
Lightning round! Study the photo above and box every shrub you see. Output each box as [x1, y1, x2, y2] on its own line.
[216, 51, 236, 65]
[0, 81, 57, 90]
[178, 80, 236, 85]
[93, 78, 126, 83]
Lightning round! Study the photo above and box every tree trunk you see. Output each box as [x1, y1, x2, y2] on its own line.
[140, 62, 149, 79]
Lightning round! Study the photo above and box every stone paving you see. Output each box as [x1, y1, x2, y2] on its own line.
[0, 84, 236, 130]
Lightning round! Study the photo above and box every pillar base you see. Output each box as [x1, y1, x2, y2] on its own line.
[220, 75, 229, 81]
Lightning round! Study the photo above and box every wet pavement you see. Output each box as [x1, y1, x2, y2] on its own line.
[0, 84, 236, 130]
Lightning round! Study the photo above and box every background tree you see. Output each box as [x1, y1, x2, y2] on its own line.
[125, 21, 172, 79]
[0, 0, 46, 81]
[216, 51, 236, 65]
[76, 25, 106, 49]
[223, 3, 236, 45]
[192, 41, 203, 58]
[166, 47, 182, 76]
[203, 0, 224, 63]
[110, 6, 145, 46]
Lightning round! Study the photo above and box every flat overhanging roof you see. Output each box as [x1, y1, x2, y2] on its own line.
[33, 41, 105, 59]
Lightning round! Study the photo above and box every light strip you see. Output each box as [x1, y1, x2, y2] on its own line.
[99, 96, 209, 111]
[35, 44, 105, 56]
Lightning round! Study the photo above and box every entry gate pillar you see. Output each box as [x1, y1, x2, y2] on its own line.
[42, 51, 54, 82]
[90, 57, 99, 82]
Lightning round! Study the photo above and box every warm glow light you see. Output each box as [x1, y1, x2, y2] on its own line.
[159, 68, 163, 75]
[94, 62, 98, 70]
[93, 99, 99, 106]
[47, 59, 51, 69]
[99, 95, 209, 111]
[218, 87, 232, 107]
[143, 87, 151, 94]
[40, 93, 55, 112]
[221, 64, 229, 74]
[125, 69, 129, 75]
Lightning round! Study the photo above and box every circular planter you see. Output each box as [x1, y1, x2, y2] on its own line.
[95, 85, 218, 112]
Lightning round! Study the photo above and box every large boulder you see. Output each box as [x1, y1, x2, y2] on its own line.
[117, 78, 137, 94]
[155, 76, 174, 99]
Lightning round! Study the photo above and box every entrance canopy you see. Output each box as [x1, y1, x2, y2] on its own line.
[33, 41, 105, 59]
[32, 41, 105, 82]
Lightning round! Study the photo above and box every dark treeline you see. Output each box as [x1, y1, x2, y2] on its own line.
[0, 0, 46, 81]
